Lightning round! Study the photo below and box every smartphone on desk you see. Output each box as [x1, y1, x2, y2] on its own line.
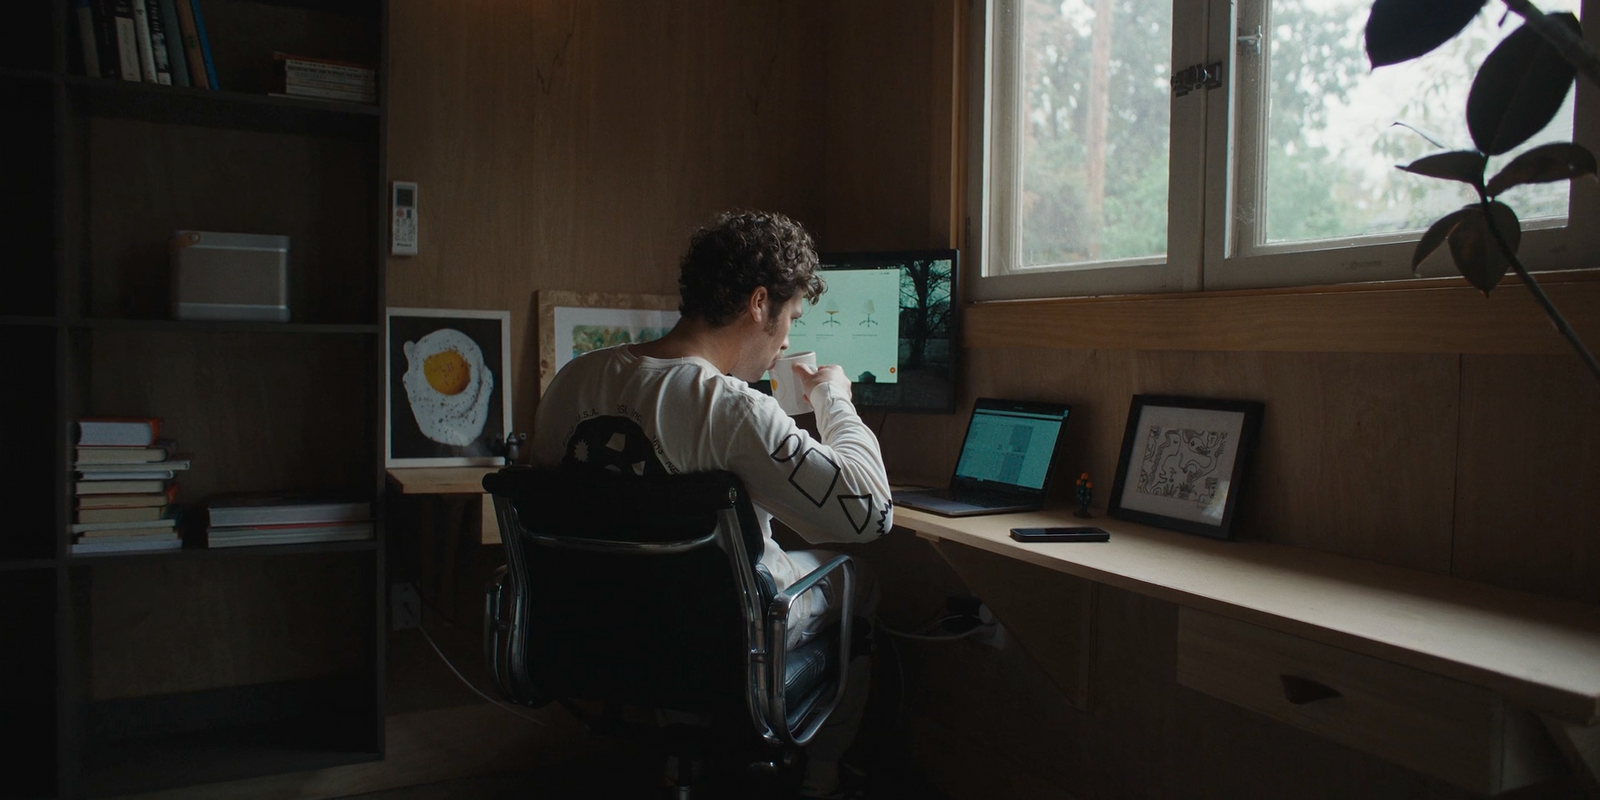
[1010, 526, 1110, 543]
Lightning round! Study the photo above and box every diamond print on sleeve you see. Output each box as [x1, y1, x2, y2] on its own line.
[787, 448, 841, 507]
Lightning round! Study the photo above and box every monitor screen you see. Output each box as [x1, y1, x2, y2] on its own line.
[780, 249, 958, 414]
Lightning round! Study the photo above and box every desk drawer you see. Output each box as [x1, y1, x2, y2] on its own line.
[1177, 608, 1559, 795]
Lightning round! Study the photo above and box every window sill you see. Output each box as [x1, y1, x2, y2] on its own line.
[963, 270, 1600, 355]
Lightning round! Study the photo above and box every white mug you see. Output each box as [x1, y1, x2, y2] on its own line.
[770, 350, 818, 415]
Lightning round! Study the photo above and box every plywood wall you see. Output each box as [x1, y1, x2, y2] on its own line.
[385, 0, 828, 435]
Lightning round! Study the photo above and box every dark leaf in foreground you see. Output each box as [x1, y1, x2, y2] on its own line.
[1366, 0, 1486, 67]
[1467, 14, 1581, 155]
[1447, 202, 1521, 294]
[1399, 150, 1488, 188]
[1485, 142, 1598, 196]
[1412, 208, 1473, 273]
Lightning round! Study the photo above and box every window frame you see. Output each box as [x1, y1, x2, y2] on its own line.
[968, 0, 1600, 301]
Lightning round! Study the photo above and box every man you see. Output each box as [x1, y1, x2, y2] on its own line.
[532, 209, 890, 798]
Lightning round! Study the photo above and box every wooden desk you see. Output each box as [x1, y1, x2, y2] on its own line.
[386, 467, 501, 544]
[386, 467, 501, 619]
[894, 505, 1600, 796]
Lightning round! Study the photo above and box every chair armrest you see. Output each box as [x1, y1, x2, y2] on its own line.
[762, 554, 855, 746]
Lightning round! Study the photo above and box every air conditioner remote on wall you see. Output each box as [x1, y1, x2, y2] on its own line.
[392, 181, 418, 256]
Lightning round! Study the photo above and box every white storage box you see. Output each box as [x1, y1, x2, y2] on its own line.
[170, 231, 290, 322]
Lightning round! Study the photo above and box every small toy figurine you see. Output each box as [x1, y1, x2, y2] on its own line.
[1074, 472, 1094, 518]
[504, 431, 529, 465]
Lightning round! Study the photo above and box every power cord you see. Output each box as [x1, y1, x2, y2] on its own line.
[877, 612, 991, 642]
[414, 620, 550, 726]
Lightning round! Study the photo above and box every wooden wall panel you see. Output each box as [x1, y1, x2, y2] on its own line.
[1453, 355, 1600, 605]
[89, 554, 371, 699]
[88, 119, 377, 324]
[883, 348, 1461, 571]
[386, 0, 827, 435]
[88, 331, 375, 503]
[822, 0, 939, 251]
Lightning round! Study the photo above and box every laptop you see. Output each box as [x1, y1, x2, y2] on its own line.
[892, 398, 1073, 517]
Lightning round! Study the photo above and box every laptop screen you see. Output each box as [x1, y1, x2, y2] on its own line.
[952, 402, 1071, 490]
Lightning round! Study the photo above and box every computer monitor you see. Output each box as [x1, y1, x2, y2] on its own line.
[787, 249, 959, 414]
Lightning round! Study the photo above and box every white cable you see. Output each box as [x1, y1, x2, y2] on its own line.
[417, 623, 550, 726]
[879, 624, 988, 642]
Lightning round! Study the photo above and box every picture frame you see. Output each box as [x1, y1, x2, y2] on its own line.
[1107, 395, 1265, 540]
[537, 289, 680, 396]
[386, 307, 512, 467]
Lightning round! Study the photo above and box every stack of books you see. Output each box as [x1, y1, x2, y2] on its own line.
[205, 493, 373, 548]
[74, 0, 219, 89]
[269, 52, 376, 104]
[73, 417, 189, 555]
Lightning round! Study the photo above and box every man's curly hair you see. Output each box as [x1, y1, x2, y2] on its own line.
[677, 210, 825, 328]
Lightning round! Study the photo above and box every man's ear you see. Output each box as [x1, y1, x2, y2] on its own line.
[748, 286, 770, 324]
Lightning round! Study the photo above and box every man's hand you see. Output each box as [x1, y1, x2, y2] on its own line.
[794, 362, 852, 406]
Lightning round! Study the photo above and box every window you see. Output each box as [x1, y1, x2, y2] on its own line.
[971, 0, 1599, 300]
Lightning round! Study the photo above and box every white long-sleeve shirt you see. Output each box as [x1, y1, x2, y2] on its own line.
[532, 345, 892, 630]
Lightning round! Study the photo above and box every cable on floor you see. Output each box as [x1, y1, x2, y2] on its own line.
[416, 622, 550, 726]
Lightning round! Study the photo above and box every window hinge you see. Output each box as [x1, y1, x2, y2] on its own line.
[1171, 61, 1224, 97]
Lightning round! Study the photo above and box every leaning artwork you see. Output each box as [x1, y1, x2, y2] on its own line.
[386, 308, 513, 467]
[1108, 395, 1264, 540]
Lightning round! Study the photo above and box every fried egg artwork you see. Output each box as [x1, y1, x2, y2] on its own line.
[401, 328, 494, 446]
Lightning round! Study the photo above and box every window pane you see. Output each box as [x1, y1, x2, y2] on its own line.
[1016, 0, 1172, 267]
[1259, 0, 1580, 245]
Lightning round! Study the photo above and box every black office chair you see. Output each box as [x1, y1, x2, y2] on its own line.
[483, 466, 857, 797]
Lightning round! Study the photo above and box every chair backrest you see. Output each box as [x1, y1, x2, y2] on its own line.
[483, 467, 771, 722]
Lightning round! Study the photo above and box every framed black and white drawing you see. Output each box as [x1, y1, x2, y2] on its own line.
[386, 308, 512, 467]
[1107, 395, 1264, 540]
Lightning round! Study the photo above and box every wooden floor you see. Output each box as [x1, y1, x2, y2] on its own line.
[334, 746, 952, 800]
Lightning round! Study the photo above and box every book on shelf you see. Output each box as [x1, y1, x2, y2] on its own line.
[71, 536, 182, 554]
[170, 0, 207, 88]
[189, 0, 219, 91]
[76, 483, 179, 508]
[78, 468, 182, 481]
[206, 521, 373, 548]
[76, 479, 167, 495]
[143, 0, 174, 84]
[206, 493, 371, 527]
[77, 417, 161, 447]
[268, 88, 376, 104]
[76, 0, 102, 78]
[272, 52, 375, 79]
[75, 440, 178, 464]
[76, 506, 169, 524]
[157, 0, 189, 87]
[131, 0, 161, 84]
[74, 517, 178, 535]
[110, 0, 142, 82]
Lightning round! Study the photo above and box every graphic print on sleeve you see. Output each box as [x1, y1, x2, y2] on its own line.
[770, 433, 842, 507]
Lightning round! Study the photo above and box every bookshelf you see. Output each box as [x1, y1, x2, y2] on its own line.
[2, 1, 389, 796]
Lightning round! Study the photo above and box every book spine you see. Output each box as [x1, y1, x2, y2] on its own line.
[131, 0, 158, 83]
[273, 86, 375, 103]
[278, 78, 376, 96]
[169, 0, 205, 88]
[189, 0, 219, 91]
[76, 0, 102, 77]
[157, 0, 189, 87]
[111, 0, 141, 81]
[282, 71, 376, 89]
[93, 0, 121, 78]
[281, 62, 375, 81]
[144, 0, 172, 85]
[273, 52, 374, 75]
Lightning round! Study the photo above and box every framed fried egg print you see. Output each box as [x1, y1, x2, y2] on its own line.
[386, 308, 512, 467]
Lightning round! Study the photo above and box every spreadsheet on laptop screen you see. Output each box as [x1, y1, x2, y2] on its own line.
[953, 409, 1066, 490]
